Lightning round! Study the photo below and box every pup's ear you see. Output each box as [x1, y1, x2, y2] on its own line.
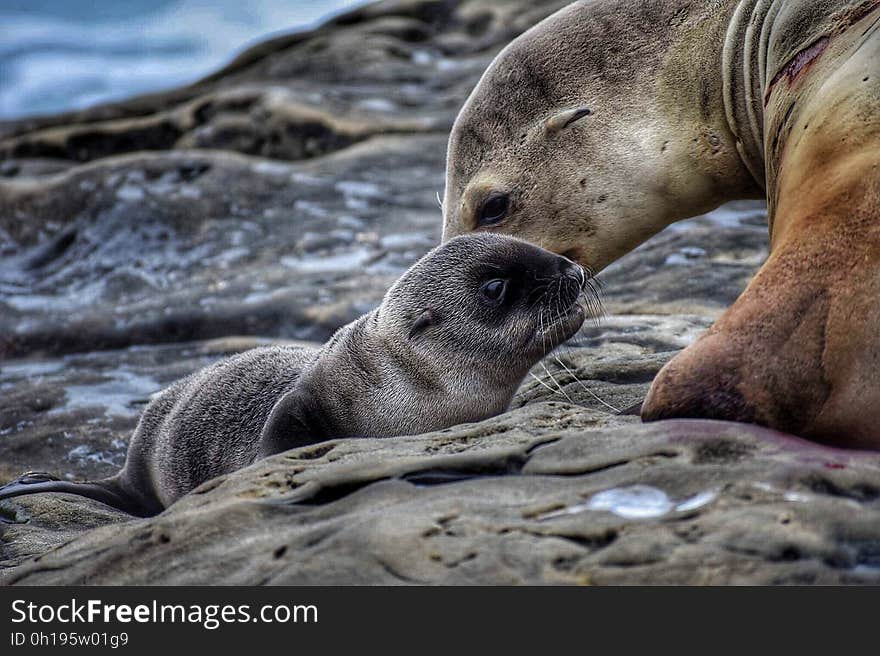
[408, 308, 438, 339]
[545, 107, 592, 133]
[259, 384, 333, 458]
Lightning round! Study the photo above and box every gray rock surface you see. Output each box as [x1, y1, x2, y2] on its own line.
[5, 408, 880, 585]
[3, 0, 876, 584]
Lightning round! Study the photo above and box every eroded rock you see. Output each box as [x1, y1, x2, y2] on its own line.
[4, 412, 880, 585]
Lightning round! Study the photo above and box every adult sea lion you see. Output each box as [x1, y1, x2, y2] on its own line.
[0, 234, 590, 516]
[442, 0, 880, 448]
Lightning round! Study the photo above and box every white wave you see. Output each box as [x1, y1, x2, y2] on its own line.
[0, 0, 368, 119]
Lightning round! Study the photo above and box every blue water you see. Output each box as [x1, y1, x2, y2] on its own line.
[0, 0, 365, 120]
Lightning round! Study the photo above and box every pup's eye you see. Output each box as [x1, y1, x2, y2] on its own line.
[477, 193, 509, 227]
[480, 279, 507, 302]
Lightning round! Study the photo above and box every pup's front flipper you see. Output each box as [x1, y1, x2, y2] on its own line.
[258, 387, 334, 458]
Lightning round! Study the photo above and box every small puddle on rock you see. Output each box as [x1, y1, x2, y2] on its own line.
[51, 369, 161, 418]
[537, 484, 719, 521]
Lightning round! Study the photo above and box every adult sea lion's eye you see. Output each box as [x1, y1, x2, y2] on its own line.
[477, 193, 509, 227]
[480, 279, 507, 302]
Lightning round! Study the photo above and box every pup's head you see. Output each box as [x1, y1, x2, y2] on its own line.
[259, 234, 596, 457]
[380, 233, 594, 375]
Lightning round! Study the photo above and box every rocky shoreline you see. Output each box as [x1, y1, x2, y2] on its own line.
[2, 0, 878, 584]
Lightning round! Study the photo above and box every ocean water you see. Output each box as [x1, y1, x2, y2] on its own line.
[0, 0, 365, 120]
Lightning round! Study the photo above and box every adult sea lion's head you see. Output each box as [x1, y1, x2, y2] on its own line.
[441, 1, 759, 273]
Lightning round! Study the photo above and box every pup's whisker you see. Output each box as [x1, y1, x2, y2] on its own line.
[529, 371, 564, 396]
[552, 354, 621, 413]
[540, 361, 574, 403]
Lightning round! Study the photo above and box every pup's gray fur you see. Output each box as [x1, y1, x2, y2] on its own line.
[0, 234, 589, 515]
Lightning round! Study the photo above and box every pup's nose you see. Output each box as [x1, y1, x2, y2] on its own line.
[557, 256, 585, 285]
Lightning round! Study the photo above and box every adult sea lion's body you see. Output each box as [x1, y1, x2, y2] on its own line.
[0, 235, 589, 515]
[442, 0, 880, 448]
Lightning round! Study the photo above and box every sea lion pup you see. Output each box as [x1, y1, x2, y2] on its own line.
[0, 234, 590, 516]
[442, 0, 880, 448]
